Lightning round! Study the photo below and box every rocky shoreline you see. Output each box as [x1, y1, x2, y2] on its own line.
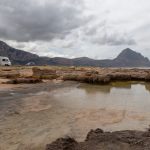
[32, 67, 150, 84]
[1, 66, 150, 85]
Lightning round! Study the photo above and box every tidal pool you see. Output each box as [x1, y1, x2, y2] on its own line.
[53, 81, 150, 111]
[0, 81, 150, 150]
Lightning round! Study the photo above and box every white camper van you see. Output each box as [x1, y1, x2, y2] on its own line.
[0, 56, 11, 66]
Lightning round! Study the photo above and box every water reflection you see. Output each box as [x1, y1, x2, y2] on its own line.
[79, 81, 150, 94]
[145, 83, 150, 92]
[50, 82, 150, 141]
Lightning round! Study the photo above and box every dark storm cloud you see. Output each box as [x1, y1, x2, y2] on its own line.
[0, 0, 85, 42]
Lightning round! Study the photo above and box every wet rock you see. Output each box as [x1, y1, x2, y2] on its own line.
[46, 128, 150, 150]
[109, 73, 131, 81]
[3, 78, 42, 84]
[46, 137, 78, 150]
[86, 129, 104, 141]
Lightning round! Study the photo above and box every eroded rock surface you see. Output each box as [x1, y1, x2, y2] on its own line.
[2, 78, 42, 84]
[0, 68, 20, 78]
[32, 67, 150, 84]
[46, 128, 150, 150]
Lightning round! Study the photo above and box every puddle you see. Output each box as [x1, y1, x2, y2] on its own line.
[0, 81, 150, 149]
[51, 81, 150, 112]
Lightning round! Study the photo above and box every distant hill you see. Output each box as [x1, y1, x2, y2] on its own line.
[0, 41, 39, 65]
[0, 41, 150, 67]
[112, 48, 150, 67]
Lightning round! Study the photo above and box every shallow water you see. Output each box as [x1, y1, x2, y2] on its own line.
[49, 81, 150, 138]
[52, 81, 150, 112]
[0, 81, 150, 150]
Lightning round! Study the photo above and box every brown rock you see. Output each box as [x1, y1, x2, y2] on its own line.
[46, 128, 150, 150]
[3, 78, 42, 84]
[46, 137, 78, 150]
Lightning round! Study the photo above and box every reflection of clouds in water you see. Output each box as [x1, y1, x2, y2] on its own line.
[48, 82, 150, 114]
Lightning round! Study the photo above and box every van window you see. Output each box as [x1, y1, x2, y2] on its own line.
[2, 59, 8, 62]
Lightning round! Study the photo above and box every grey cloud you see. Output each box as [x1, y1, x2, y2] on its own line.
[82, 22, 136, 46]
[0, 0, 86, 42]
[83, 21, 106, 36]
[61, 41, 75, 48]
[91, 32, 136, 46]
[1, 0, 150, 59]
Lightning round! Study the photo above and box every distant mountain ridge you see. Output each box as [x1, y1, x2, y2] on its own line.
[0, 41, 150, 67]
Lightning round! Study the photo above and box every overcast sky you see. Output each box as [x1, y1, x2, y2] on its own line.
[0, 0, 150, 59]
